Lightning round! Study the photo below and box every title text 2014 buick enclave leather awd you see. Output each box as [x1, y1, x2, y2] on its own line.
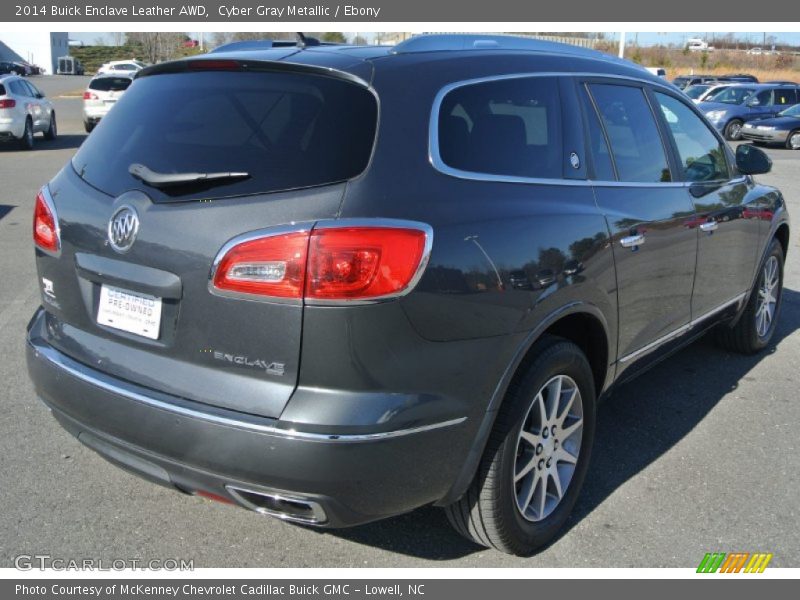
[26, 35, 790, 555]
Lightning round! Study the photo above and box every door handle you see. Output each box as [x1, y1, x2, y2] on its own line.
[700, 221, 718, 233]
[620, 234, 645, 248]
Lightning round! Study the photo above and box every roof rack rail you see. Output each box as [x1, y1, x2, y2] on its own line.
[390, 34, 602, 58]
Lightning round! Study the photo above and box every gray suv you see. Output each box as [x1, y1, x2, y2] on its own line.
[26, 35, 789, 555]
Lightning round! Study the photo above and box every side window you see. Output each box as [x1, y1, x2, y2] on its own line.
[752, 90, 772, 106]
[655, 93, 730, 183]
[579, 86, 616, 180]
[9, 80, 28, 96]
[774, 88, 797, 106]
[437, 76, 562, 179]
[23, 81, 40, 97]
[587, 83, 671, 183]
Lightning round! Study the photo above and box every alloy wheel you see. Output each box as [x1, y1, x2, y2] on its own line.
[789, 132, 800, 150]
[513, 374, 583, 522]
[755, 255, 779, 338]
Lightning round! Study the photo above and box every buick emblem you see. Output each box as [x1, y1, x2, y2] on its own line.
[108, 205, 139, 253]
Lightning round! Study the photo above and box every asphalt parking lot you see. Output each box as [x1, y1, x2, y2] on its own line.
[1, 76, 798, 568]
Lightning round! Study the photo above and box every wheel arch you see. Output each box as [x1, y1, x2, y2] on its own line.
[775, 222, 790, 259]
[436, 302, 612, 506]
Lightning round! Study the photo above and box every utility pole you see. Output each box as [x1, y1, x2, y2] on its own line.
[618, 31, 625, 58]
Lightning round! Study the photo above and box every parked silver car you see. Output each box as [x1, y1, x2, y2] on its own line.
[0, 75, 56, 149]
[83, 74, 134, 132]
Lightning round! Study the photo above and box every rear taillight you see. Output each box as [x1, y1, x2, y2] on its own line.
[212, 230, 310, 299]
[33, 189, 60, 254]
[0, 99, 16, 109]
[83, 91, 98, 100]
[211, 221, 431, 303]
[306, 227, 428, 300]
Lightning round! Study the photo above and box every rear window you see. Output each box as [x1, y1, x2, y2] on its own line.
[72, 69, 378, 202]
[437, 76, 562, 179]
[0, 84, 5, 96]
[89, 77, 132, 92]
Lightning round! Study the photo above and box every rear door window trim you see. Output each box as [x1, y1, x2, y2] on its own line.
[429, 71, 695, 188]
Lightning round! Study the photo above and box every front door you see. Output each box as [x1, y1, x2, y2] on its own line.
[580, 82, 697, 368]
[652, 90, 761, 317]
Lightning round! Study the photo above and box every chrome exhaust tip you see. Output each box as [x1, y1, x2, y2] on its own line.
[225, 485, 327, 525]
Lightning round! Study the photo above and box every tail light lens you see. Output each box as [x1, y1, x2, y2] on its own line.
[33, 189, 60, 253]
[83, 91, 98, 100]
[0, 99, 16, 109]
[212, 223, 430, 302]
[212, 231, 310, 298]
[306, 227, 427, 300]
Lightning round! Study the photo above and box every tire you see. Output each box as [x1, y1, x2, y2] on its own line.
[44, 112, 57, 140]
[717, 239, 784, 354]
[444, 335, 596, 555]
[724, 119, 744, 141]
[84, 120, 95, 133]
[786, 130, 800, 150]
[18, 118, 34, 150]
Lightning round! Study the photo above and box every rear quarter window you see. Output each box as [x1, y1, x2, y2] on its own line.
[436, 76, 563, 179]
[0, 84, 5, 96]
[71, 69, 378, 202]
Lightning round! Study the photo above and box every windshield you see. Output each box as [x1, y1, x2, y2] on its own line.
[684, 85, 710, 99]
[71, 69, 378, 202]
[779, 104, 800, 117]
[711, 87, 757, 104]
[703, 86, 729, 101]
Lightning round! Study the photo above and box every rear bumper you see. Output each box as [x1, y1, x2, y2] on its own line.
[26, 308, 469, 527]
[82, 108, 107, 122]
[0, 116, 24, 138]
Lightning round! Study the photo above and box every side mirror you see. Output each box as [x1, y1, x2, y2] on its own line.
[736, 144, 772, 175]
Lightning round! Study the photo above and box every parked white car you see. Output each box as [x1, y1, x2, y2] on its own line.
[97, 60, 146, 77]
[687, 38, 712, 52]
[0, 75, 56, 149]
[83, 74, 134, 132]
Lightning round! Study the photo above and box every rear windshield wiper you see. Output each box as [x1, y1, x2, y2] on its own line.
[129, 163, 250, 189]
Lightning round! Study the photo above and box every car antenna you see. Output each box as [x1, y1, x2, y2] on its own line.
[296, 32, 321, 48]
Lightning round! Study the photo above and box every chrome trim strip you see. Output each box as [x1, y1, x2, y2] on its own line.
[428, 71, 693, 189]
[618, 293, 747, 364]
[30, 338, 465, 443]
[36, 185, 61, 257]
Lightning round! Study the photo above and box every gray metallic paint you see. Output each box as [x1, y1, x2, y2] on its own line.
[26, 45, 790, 525]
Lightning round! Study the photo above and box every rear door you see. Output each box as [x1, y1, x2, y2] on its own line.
[581, 81, 698, 370]
[652, 90, 760, 317]
[36, 62, 378, 418]
[773, 87, 799, 112]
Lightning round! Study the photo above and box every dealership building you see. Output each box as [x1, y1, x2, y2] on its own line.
[0, 32, 69, 74]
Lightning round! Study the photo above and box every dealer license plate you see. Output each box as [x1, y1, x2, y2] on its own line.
[97, 284, 162, 340]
